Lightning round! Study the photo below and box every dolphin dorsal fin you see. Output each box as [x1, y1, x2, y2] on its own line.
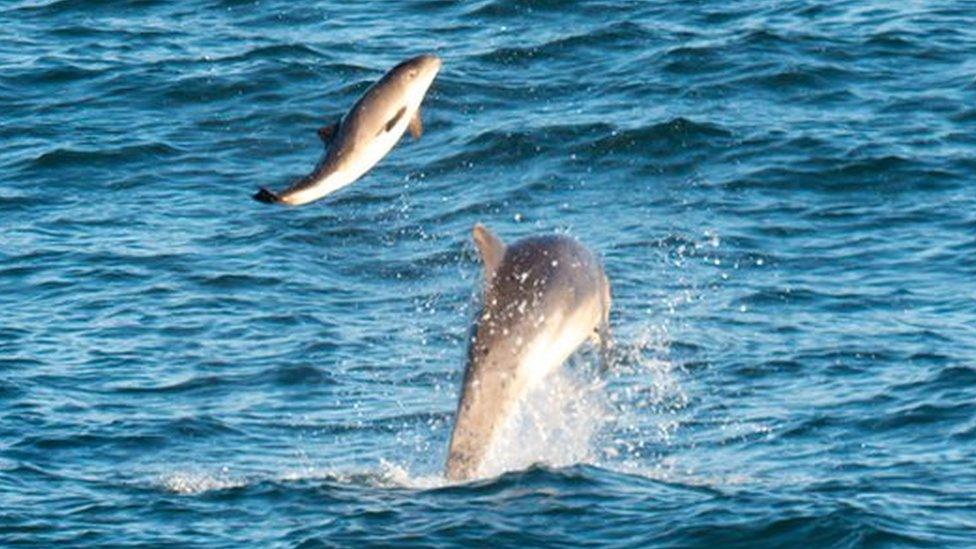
[472, 223, 505, 285]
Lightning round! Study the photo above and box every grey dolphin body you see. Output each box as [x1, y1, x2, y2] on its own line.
[253, 54, 441, 206]
[445, 224, 612, 481]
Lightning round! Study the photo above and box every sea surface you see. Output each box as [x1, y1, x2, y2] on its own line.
[3, 0, 976, 546]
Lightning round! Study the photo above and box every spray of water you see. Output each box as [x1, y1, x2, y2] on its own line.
[477, 364, 608, 478]
[153, 226, 735, 495]
[153, 322, 687, 495]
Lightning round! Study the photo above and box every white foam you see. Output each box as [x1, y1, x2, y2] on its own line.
[157, 470, 245, 495]
[477, 365, 608, 478]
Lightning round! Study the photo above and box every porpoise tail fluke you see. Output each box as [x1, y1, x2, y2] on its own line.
[252, 187, 280, 204]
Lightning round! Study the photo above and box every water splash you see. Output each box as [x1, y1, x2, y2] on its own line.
[154, 338, 686, 496]
[478, 365, 609, 478]
[603, 324, 689, 466]
[457, 316, 687, 480]
[157, 470, 246, 495]
[155, 462, 446, 495]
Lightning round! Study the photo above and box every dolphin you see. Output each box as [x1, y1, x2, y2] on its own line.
[253, 54, 441, 206]
[445, 224, 612, 481]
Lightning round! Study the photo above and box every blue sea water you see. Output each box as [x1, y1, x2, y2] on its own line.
[3, 0, 976, 546]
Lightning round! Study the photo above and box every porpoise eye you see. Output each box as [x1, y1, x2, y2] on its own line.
[408, 70, 419, 78]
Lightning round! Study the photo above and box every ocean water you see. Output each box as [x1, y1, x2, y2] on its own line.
[2, 0, 976, 546]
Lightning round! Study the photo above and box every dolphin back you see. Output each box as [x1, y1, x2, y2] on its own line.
[446, 227, 611, 480]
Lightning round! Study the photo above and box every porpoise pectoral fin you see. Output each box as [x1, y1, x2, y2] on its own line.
[408, 110, 423, 139]
[472, 223, 506, 286]
[383, 106, 407, 134]
[317, 122, 339, 145]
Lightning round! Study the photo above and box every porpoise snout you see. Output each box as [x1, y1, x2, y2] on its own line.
[397, 53, 442, 78]
[417, 54, 442, 72]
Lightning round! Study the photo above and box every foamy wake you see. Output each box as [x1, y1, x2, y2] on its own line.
[156, 462, 446, 495]
[158, 469, 247, 495]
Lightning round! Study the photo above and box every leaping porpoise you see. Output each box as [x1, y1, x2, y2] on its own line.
[253, 54, 441, 206]
[445, 224, 612, 481]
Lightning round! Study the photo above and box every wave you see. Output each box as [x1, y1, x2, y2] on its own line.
[473, 21, 649, 64]
[29, 143, 182, 169]
[110, 363, 340, 395]
[424, 117, 731, 180]
[112, 375, 231, 395]
[0, 378, 25, 400]
[466, 0, 586, 18]
[152, 460, 725, 498]
[11, 61, 106, 86]
[10, 416, 245, 453]
[201, 43, 328, 65]
[153, 463, 947, 546]
[13, 432, 169, 451]
[590, 117, 733, 154]
[729, 63, 851, 91]
[865, 401, 976, 431]
[5, 0, 168, 16]
[723, 155, 960, 193]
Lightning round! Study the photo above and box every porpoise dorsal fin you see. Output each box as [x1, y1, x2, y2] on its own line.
[383, 106, 407, 134]
[472, 223, 505, 286]
[408, 110, 423, 139]
[317, 122, 339, 145]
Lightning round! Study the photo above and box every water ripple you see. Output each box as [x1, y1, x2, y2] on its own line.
[2, 0, 974, 545]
